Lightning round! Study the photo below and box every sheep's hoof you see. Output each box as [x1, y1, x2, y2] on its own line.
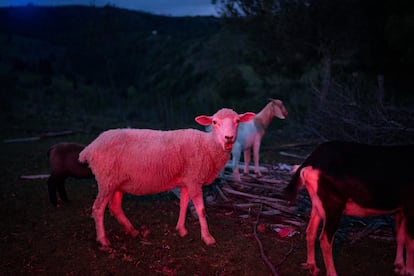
[98, 244, 113, 253]
[176, 226, 188, 237]
[202, 235, 216, 246]
[130, 229, 139, 238]
[301, 262, 320, 276]
[393, 263, 405, 275]
[97, 236, 111, 248]
[124, 228, 139, 237]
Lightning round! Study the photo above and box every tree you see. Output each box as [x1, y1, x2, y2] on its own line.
[213, 0, 390, 101]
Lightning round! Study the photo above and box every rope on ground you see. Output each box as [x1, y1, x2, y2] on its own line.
[249, 203, 279, 276]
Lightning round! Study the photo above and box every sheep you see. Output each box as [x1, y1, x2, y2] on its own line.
[47, 142, 94, 206]
[231, 98, 288, 181]
[78, 108, 255, 249]
[285, 141, 414, 276]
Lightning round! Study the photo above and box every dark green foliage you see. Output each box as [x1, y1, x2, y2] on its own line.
[0, 6, 229, 129]
[0, 4, 412, 144]
[217, 67, 247, 101]
[217, 0, 414, 96]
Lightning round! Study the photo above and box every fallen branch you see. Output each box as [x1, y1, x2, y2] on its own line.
[4, 130, 75, 143]
[215, 185, 230, 202]
[248, 203, 279, 276]
[20, 174, 50, 180]
[263, 140, 320, 150]
[223, 161, 269, 174]
[222, 186, 287, 205]
[225, 179, 286, 193]
[279, 151, 306, 159]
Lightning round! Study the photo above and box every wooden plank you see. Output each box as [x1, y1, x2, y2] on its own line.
[4, 130, 75, 143]
[20, 174, 50, 180]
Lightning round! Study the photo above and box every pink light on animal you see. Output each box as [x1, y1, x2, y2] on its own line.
[285, 141, 414, 276]
[79, 108, 255, 249]
[231, 98, 288, 181]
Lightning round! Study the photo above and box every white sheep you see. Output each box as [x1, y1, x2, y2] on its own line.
[78, 108, 255, 249]
[231, 98, 288, 181]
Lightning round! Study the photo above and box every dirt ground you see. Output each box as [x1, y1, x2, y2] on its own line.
[0, 133, 399, 275]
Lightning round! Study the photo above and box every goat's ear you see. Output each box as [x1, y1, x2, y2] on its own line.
[195, 115, 212, 126]
[239, 112, 255, 123]
[274, 107, 287, 119]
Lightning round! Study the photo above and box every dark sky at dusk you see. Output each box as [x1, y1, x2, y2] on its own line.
[0, 0, 219, 16]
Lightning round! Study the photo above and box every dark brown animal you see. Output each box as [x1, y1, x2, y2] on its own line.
[285, 141, 414, 276]
[47, 142, 93, 206]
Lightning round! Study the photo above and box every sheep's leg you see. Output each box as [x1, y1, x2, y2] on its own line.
[109, 191, 139, 237]
[92, 191, 112, 248]
[243, 149, 251, 175]
[191, 191, 216, 245]
[394, 212, 406, 275]
[176, 186, 189, 237]
[302, 207, 321, 276]
[252, 140, 262, 177]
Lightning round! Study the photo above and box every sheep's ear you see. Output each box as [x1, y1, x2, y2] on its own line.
[239, 112, 255, 122]
[195, 115, 212, 126]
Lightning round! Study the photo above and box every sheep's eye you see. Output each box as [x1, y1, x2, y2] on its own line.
[236, 119, 240, 124]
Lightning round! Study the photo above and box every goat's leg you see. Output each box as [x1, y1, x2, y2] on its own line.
[303, 206, 321, 276]
[405, 234, 414, 276]
[319, 230, 337, 276]
[57, 177, 69, 203]
[243, 149, 251, 175]
[108, 191, 138, 237]
[231, 143, 242, 181]
[176, 186, 190, 237]
[190, 188, 215, 245]
[47, 175, 59, 206]
[92, 190, 112, 248]
[320, 210, 342, 276]
[394, 212, 406, 275]
[252, 140, 262, 177]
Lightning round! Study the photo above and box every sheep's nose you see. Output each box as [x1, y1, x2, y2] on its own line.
[225, 135, 234, 141]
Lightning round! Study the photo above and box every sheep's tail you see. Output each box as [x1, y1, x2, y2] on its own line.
[284, 164, 305, 205]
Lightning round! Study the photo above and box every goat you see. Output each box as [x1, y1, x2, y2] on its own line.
[285, 141, 414, 276]
[231, 98, 288, 181]
[47, 142, 94, 206]
[78, 108, 255, 249]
